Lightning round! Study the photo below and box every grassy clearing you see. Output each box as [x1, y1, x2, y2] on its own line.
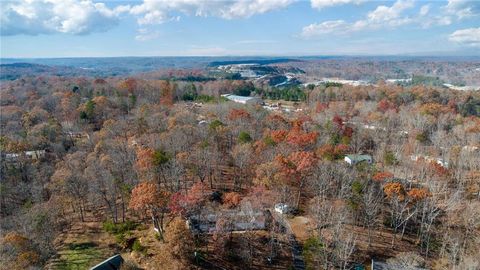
[52, 241, 104, 270]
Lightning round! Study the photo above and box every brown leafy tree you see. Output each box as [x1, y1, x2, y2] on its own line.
[129, 182, 171, 239]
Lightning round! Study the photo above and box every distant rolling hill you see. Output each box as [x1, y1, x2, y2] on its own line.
[0, 62, 95, 80]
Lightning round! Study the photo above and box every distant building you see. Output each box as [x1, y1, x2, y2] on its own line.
[462, 145, 479, 152]
[443, 83, 480, 91]
[385, 78, 412, 84]
[274, 203, 290, 214]
[65, 131, 90, 140]
[344, 154, 373, 165]
[25, 150, 46, 160]
[3, 150, 46, 162]
[302, 78, 370, 87]
[221, 94, 263, 105]
[410, 155, 449, 168]
[4, 153, 20, 162]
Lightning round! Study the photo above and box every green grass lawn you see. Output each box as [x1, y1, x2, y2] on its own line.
[52, 242, 105, 270]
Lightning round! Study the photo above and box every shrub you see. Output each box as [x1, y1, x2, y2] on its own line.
[102, 220, 137, 235]
[132, 239, 145, 253]
[351, 181, 363, 195]
[238, 131, 252, 143]
[153, 150, 171, 166]
[263, 136, 276, 146]
[415, 131, 429, 144]
[303, 237, 324, 270]
[195, 94, 215, 103]
[384, 151, 398, 166]
[209, 119, 224, 130]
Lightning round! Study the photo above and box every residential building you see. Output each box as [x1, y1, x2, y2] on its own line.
[344, 154, 373, 165]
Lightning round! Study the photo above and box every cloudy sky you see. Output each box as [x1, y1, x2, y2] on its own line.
[1, 0, 479, 57]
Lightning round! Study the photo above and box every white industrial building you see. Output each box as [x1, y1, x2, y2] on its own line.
[221, 94, 263, 105]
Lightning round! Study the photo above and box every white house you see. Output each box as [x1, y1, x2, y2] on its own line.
[344, 154, 373, 165]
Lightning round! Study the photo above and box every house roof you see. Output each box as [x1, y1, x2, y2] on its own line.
[345, 154, 372, 161]
[90, 254, 123, 270]
[221, 94, 261, 102]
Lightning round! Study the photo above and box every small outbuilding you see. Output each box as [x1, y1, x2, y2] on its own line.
[25, 150, 46, 160]
[344, 154, 373, 166]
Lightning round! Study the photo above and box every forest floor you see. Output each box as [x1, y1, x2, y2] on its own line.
[288, 216, 316, 243]
[201, 230, 293, 270]
[286, 214, 421, 265]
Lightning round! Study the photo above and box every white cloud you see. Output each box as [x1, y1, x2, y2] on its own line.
[301, 20, 350, 36]
[130, 0, 294, 25]
[0, 0, 127, 36]
[367, 0, 414, 22]
[310, 0, 363, 10]
[1, 0, 294, 36]
[449, 27, 480, 46]
[445, 0, 480, 19]
[419, 4, 430, 16]
[301, 0, 415, 38]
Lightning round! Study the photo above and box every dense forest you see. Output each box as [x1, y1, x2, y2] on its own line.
[1, 70, 479, 269]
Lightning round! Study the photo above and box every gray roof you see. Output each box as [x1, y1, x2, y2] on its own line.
[90, 254, 123, 270]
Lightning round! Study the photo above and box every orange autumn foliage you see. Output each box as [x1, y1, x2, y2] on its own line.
[316, 144, 349, 160]
[129, 182, 170, 212]
[377, 98, 398, 113]
[136, 147, 155, 172]
[286, 128, 318, 147]
[373, 171, 394, 182]
[270, 130, 288, 143]
[384, 182, 406, 201]
[159, 80, 174, 106]
[118, 78, 137, 94]
[228, 108, 251, 121]
[420, 103, 449, 117]
[267, 114, 288, 124]
[223, 192, 242, 208]
[3, 232, 30, 249]
[430, 162, 449, 177]
[276, 151, 316, 181]
[407, 188, 431, 201]
[287, 119, 318, 146]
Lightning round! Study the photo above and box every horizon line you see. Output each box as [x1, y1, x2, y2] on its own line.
[2, 54, 480, 60]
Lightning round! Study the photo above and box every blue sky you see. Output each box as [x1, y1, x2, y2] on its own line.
[1, 0, 479, 57]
